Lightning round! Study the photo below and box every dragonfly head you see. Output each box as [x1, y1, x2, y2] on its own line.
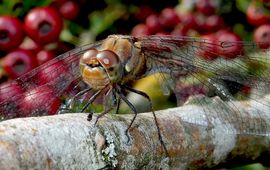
[80, 49, 123, 89]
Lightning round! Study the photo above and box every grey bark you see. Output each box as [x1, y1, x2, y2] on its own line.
[0, 95, 270, 170]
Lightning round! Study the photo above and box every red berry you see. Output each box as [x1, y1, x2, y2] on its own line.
[216, 31, 243, 59]
[53, 0, 68, 5]
[203, 15, 224, 33]
[171, 24, 188, 36]
[134, 6, 155, 22]
[196, 0, 217, 16]
[60, 1, 80, 20]
[3, 49, 37, 79]
[145, 14, 162, 34]
[24, 7, 63, 45]
[155, 31, 170, 36]
[131, 24, 150, 36]
[0, 16, 24, 51]
[246, 3, 270, 27]
[37, 60, 68, 85]
[20, 85, 61, 117]
[159, 8, 180, 29]
[178, 13, 198, 30]
[37, 50, 55, 65]
[193, 13, 207, 33]
[198, 34, 218, 60]
[253, 24, 270, 49]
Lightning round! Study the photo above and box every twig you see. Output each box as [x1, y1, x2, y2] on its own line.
[0, 95, 270, 169]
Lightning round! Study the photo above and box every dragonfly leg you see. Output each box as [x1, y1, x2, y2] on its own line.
[94, 89, 117, 125]
[114, 97, 121, 114]
[67, 87, 92, 109]
[80, 89, 102, 121]
[115, 87, 138, 144]
[122, 85, 169, 156]
[110, 88, 121, 114]
[59, 87, 92, 114]
[94, 107, 114, 125]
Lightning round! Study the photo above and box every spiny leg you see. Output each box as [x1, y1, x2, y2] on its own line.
[123, 85, 169, 156]
[74, 87, 92, 98]
[80, 89, 102, 121]
[110, 88, 121, 115]
[115, 87, 138, 143]
[94, 90, 117, 125]
[69, 87, 92, 107]
[114, 91, 121, 115]
[94, 107, 114, 125]
[60, 87, 92, 113]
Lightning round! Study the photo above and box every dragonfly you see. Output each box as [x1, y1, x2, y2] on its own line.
[0, 35, 270, 156]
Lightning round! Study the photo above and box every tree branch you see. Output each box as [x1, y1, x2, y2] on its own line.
[0, 95, 270, 169]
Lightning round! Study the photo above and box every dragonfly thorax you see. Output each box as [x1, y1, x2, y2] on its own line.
[79, 49, 123, 90]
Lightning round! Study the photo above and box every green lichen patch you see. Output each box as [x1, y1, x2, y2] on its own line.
[101, 131, 118, 168]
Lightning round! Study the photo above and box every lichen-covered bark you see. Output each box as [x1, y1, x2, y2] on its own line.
[0, 95, 270, 169]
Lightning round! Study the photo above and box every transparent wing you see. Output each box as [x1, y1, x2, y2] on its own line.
[137, 35, 270, 136]
[0, 40, 104, 120]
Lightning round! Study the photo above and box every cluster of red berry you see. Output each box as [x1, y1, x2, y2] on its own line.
[131, 0, 270, 60]
[0, 0, 79, 79]
[0, 0, 80, 117]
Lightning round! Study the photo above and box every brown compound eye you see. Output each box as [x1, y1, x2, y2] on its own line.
[96, 50, 120, 69]
[81, 49, 98, 63]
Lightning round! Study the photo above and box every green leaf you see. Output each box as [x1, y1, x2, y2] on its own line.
[89, 4, 126, 36]
[236, 0, 252, 13]
[233, 23, 252, 41]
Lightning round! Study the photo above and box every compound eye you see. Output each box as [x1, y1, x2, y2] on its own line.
[81, 49, 98, 63]
[96, 50, 120, 68]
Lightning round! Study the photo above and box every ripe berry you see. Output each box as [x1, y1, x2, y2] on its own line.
[196, 0, 217, 16]
[131, 24, 150, 36]
[193, 13, 207, 33]
[159, 8, 180, 29]
[24, 7, 63, 45]
[253, 24, 270, 49]
[246, 3, 270, 27]
[203, 15, 224, 33]
[178, 12, 198, 30]
[145, 14, 162, 34]
[134, 6, 155, 22]
[3, 49, 37, 79]
[198, 34, 218, 60]
[171, 24, 188, 36]
[59, 1, 80, 20]
[37, 50, 55, 65]
[0, 16, 24, 51]
[52, 0, 68, 5]
[155, 31, 170, 36]
[20, 85, 61, 117]
[216, 31, 243, 59]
